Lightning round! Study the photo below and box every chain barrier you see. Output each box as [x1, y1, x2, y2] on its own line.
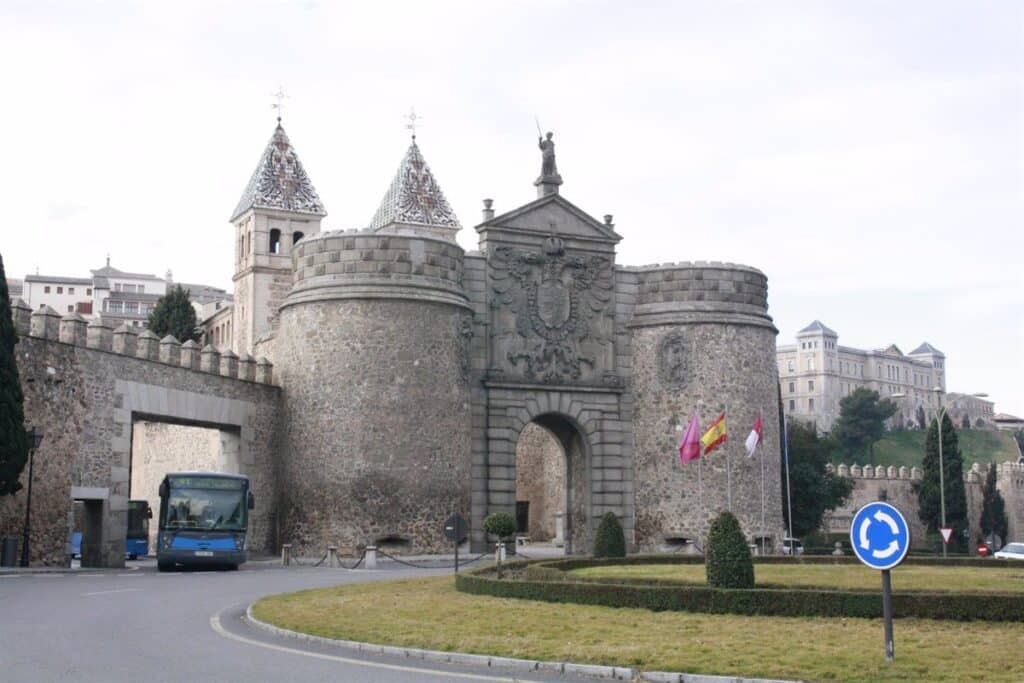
[376, 549, 492, 570]
[290, 552, 328, 567]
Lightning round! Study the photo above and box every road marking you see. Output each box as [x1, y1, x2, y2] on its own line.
[210, 606, 546, 682]
[84, 588, 144, 596]
[0, 574, 27, 579]
[116, 573, 141, 577]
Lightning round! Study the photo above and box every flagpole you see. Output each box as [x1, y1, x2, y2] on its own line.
[725, 411, 732, 512]
[783, 414, 795, 547]
[760, 409, 766, 555]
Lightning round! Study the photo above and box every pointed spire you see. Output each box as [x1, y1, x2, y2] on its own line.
[369, 139, 460, 239]
[231, 122, 326, 222]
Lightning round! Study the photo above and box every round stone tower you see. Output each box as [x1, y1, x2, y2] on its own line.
[274, 230, 473, 554]
[628, 261, 784, 550]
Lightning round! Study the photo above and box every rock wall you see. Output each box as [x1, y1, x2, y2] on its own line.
[515, 422, 567, 541]
[274, 231, 472, 554]
[627, 262, 785, 549]
[0, 303, 279, 567]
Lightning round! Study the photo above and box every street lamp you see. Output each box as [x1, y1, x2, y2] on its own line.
[19, 426, 45, 567]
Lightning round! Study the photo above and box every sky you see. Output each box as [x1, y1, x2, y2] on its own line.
[1, 1, 1021, 416]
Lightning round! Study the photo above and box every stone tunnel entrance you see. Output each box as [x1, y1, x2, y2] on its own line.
[514, 414, 589, 555]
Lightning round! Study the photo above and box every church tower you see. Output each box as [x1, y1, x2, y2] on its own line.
[230, 120, 326, 356]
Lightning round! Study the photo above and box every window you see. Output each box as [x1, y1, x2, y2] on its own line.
[788, 382, 795, 393]
[138, 285, 145, 294]
[67, 305, 73, 312]
[124, 301, 139, 313]
[809, 398, 815, 411]
[292, 230, 305, 245]
[44, 286, 51, 293]
[68, 287, 75, 295]
[270, 229, 282, 254]
[808, 380, 815, 391]
[240, 235, 245, 261]
[57, 286, 63, 294]
[808, 357, 815, 371]
[789, 400, 795, 410]
[106, 301, 123, 313]
[787, 360, 794, 372]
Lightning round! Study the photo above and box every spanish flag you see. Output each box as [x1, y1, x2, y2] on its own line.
[700, 412, 727, 455]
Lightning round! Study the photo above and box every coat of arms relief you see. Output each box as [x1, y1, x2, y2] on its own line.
[488, 236, 615, 384]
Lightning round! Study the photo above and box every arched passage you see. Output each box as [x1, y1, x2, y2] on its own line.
[513, 413, 590, 554]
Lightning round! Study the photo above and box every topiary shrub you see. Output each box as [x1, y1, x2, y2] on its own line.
[482, 512, 517, 541]
[705, 510, 754, 589]
[593, 512, 626, 558]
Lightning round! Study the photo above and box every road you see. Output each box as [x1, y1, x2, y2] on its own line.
[0, 559, 606, 682]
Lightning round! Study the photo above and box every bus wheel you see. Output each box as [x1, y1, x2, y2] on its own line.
[129, 554, 138, 561]
[157, 561, 173, 572]
[225, 564, 239, 571]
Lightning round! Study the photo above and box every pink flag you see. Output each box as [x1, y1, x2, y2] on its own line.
[679, 411, 702, 463]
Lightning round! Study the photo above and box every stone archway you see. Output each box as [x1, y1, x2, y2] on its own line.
[513, 413, 590, 554]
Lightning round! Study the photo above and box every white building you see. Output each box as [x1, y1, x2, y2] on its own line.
[777, 321, 947, 431]
[23, 274, 96, 315]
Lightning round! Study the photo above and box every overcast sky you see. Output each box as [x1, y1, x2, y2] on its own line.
[1, 1, 1021, 416]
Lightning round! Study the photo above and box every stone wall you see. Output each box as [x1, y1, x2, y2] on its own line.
[0, 303, 279, 567]
[274, 230, 472, 555]
[515, 422, 566, 541]
[823, 461, 1024, 549]
[627, 262, 785, 550]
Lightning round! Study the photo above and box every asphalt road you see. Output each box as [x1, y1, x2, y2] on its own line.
[0, 560, 604, 682]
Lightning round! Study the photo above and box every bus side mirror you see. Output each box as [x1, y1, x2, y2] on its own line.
[158, 481, 168, 498]
[146, 505, 153, 519]
[247, 492, 255, 510]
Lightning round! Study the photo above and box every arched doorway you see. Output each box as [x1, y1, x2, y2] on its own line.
[513, 413, 589, 554]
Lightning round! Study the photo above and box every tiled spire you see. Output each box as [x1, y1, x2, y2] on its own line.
[369, 139, 460, 238]
[231, 122, 326, 221]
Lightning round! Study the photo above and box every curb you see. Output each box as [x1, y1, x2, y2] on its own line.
[243, 603, 633, 680]
[243, 603, 798, 683]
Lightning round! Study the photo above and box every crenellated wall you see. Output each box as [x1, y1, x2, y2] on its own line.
[823, 461, 1024, 548]
[0, 301, 279, 567]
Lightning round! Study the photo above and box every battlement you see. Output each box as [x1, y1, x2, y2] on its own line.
[11, 300, 275, 385]
[282, 230, 469, 310]
[830, 461, 1023, 484]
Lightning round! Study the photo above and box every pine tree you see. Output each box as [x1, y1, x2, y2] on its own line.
[781, 420, 854, 538]
[832, 388, 897, 463]
[0, 253, 30, 496]
[979, 461, 1008, 548]
[147, 285, 200, 342]
[961, 414, 971, 431]
[914, 413, 968, 550]
[916, 405, 926, 430]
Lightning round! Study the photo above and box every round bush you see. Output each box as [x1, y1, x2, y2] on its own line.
[705, 510, 754, 589]
[482, 512, 517, 540]
[593, 512, 626, 558]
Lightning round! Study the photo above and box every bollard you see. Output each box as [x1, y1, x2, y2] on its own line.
[281, 543, 292, 566]
[365, 545, 377, 570]
[328, 545, 338, 568]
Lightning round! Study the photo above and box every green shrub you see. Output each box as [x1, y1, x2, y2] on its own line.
[482, 512, 517, 540]
[457, 565, 1024, 621]
[593, 512, 626, 558]
[705, 511, 754, 589]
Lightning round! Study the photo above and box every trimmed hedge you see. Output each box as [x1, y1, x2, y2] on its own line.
[593, 512, 627, 558]
[457, 566, 1024, 621]
[705, 511, 754, 589]
[523, 553, 1009, 571]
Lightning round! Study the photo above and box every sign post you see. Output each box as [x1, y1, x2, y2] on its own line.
[850, 501, 911, 663]
[443, 514, 469, 574]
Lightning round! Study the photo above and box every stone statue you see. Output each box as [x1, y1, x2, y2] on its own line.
[538, 132, 559, 179]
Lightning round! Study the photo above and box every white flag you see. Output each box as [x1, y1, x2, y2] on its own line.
[744, 411, 763, 457]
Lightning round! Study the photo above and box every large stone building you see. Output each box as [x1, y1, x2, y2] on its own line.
[2, 119, 787, 566]
[777, 321, 951, 431]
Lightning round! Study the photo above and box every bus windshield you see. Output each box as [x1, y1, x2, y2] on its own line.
[163, 487, 247, 532]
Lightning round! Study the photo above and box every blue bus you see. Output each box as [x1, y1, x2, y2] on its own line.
[157, 472, 254, 571]
[71, 499, 151, 560]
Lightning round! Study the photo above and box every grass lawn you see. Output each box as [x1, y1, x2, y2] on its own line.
[253, 576, 1024, 682]
[835, 429, 1020, 469]
[570, 563, 1024, 594]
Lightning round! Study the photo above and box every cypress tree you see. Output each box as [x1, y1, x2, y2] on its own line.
[0, 253, 30, 496]
[979, 461, 1008, 548]
[914, 413, 968, 550]
[147, 285, 200, 342]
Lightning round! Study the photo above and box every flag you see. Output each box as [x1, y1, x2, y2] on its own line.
[744, 411, 763, 458]
[700, 412, 727, 455]
[679, 411, 702, 463]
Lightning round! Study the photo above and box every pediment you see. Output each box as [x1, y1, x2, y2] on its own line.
[476, 194, 621, 246]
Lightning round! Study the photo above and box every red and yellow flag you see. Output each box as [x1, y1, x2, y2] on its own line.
[700, 412, 727, 455]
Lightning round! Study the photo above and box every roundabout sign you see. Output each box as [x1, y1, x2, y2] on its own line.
[850, 501, 910, 571]
[849, 500, 911, 663]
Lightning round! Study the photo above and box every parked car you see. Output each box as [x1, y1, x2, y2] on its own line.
[994, 542, 1024, 560]
[781, 537, 804, 555]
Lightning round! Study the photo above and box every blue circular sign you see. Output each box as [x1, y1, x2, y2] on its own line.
[850, 501, 911, 570]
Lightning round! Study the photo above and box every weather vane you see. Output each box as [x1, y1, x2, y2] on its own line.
[404, 107, 421, 140]
[271, 86, 288, 122]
